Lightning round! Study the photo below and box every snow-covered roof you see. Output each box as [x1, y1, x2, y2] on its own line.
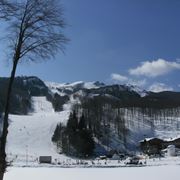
[167, 145, 175, 148]
[139, 137, 156, 143]
[164, 135, 180, 142]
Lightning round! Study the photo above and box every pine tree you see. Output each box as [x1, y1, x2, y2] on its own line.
[78, 114, 86, 130]
[52, 112, 95, 157]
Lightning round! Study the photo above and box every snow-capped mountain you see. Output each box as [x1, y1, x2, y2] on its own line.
[45, 80, 147, 97]
[0, 76, 180, 163]
[45, 81, 105, 96]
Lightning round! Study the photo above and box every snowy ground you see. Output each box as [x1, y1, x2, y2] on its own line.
[5, 95, 180, 169]
[3, 84, 180, 179]
[4, 165, 180, 180]
[7, 96, 72, 165]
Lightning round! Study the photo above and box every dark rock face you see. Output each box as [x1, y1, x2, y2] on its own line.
[0, 76, 49, 115]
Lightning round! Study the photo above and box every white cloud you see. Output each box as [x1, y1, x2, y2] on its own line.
[149, 83, 173, 92]
[110, 73, 146, 87]
[128, 79, 147, 87]
[129, 59, 180, 77]
[111, 73, 128, 82]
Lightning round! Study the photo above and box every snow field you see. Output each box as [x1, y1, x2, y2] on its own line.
[5, 95, 180, 168]
[7, 97, 71, 162]
[4, 165, 180, 180]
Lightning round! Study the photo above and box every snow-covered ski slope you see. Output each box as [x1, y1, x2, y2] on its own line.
[7, 96, 71, 160]
[7, 91, 180, 159]
[5, 81, 180, 164]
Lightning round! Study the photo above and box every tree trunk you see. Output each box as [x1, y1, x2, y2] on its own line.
[0, 59, 18, 180]
[0, 173, 3, 180]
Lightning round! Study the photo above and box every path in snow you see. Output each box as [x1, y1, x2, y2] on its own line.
[7, 97, 71, 161]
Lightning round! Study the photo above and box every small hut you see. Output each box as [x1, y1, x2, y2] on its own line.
[106, 150, 118, 158]
[167, 145, 176, 156]
[39, 156, 52, 164]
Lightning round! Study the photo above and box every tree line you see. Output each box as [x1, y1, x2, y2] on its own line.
[52, 111, 95, 157]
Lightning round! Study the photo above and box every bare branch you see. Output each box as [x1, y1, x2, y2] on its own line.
[0, 1, 69, 178]
[0, 0, 17, 19]
[2, 0, 68, 63]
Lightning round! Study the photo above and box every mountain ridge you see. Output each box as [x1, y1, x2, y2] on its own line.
[0, 76, 180, 159]
[1, 76, 180, 115]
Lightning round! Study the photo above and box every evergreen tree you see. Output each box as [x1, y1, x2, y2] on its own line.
[78, 114, 86, 130]
[67, 111, 78, 132]
[52, 112, 95, 157]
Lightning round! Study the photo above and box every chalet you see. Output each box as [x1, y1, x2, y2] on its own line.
[140, 137, 180, 156]
[165, 138, 180, 148]
[140, 138, 164, 155]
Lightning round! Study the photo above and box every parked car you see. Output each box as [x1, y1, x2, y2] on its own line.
[99, 155, 107, 160]
[126, 156, 142, 165]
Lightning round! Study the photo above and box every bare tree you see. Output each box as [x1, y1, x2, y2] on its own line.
[0, 0, 68, 179]
[0, 0, 15, 19]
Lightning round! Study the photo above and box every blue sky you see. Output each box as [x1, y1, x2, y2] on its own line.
[0, 0, 180, 92]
